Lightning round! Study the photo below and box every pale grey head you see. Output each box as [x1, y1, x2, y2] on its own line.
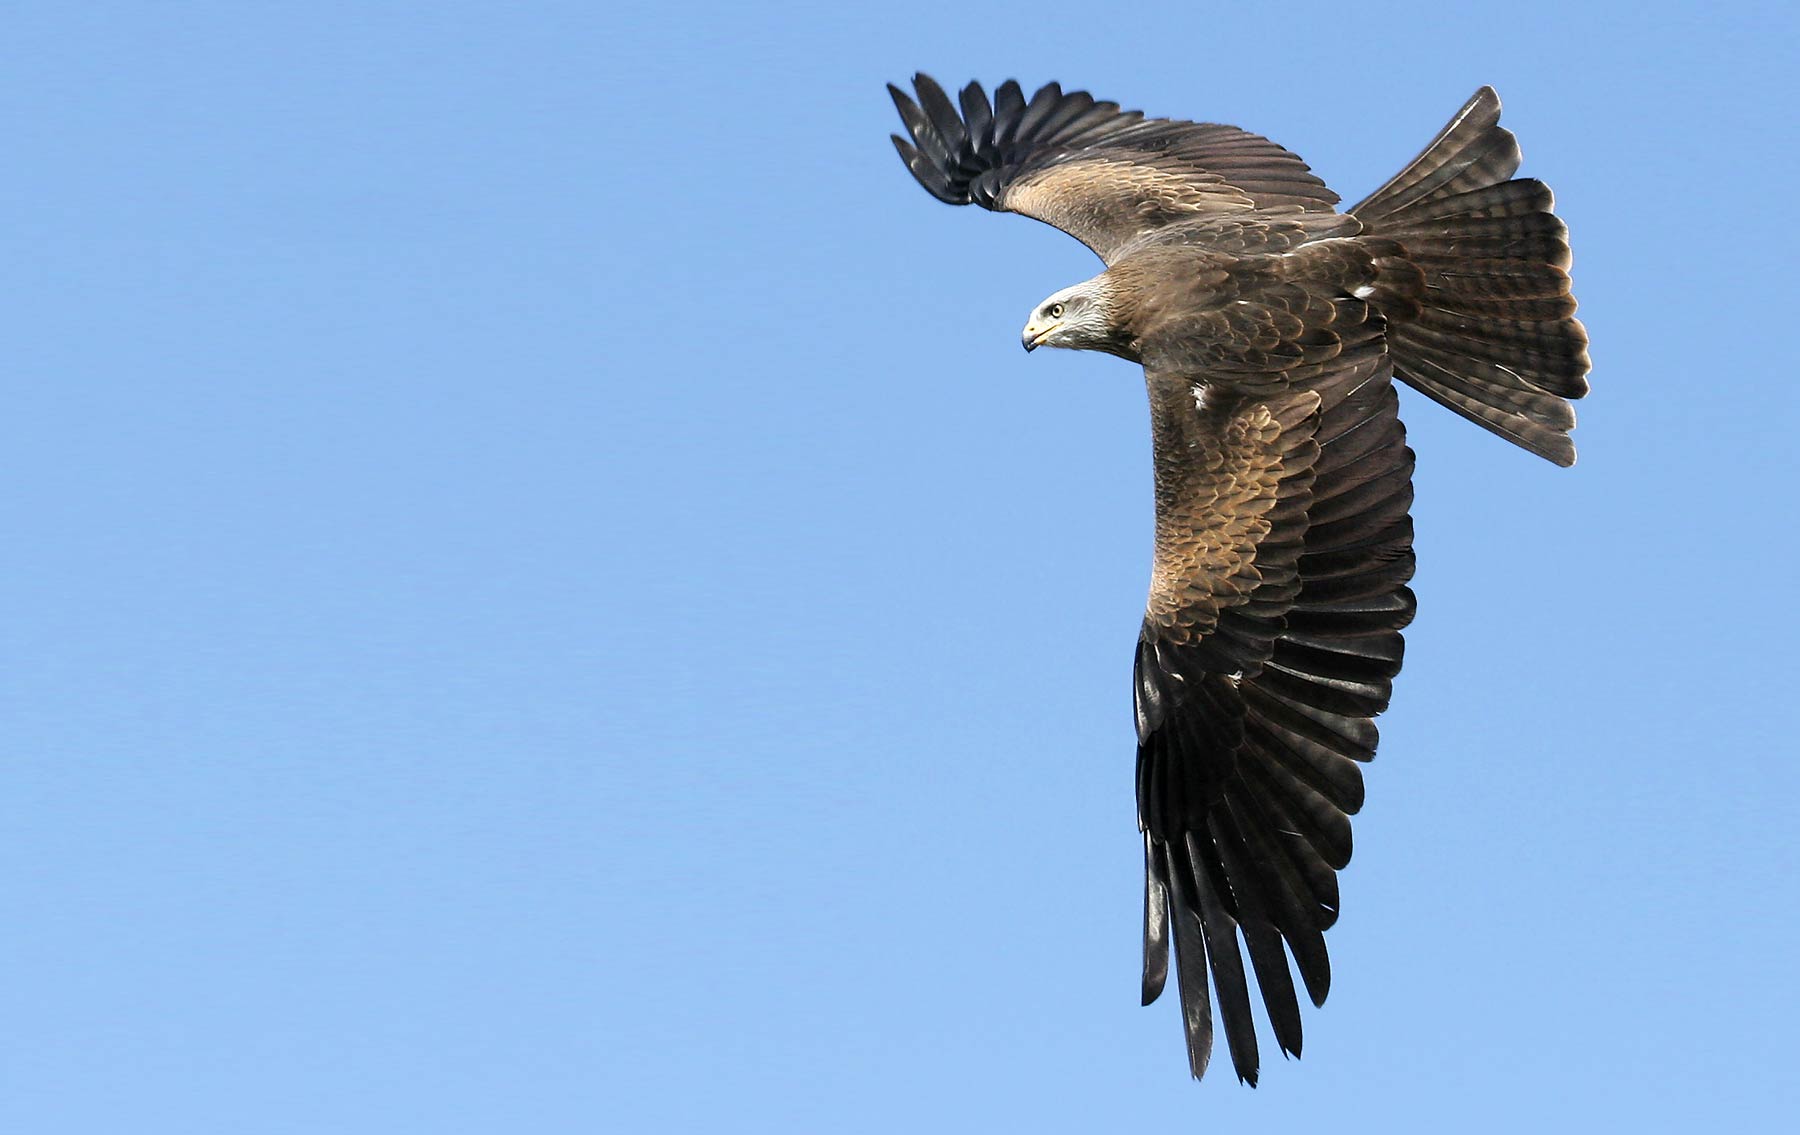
[1020, 277, 1119, 354]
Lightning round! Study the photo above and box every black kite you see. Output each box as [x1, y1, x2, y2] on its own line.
[888, 76, 1589, 1084]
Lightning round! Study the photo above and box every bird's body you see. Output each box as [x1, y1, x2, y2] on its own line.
[889, 76, 1588, 1085]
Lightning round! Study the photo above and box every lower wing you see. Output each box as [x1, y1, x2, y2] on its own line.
[1134, 351, 1416, 1084]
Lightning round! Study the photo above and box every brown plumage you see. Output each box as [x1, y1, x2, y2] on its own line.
[889, 75, 1588, 1084]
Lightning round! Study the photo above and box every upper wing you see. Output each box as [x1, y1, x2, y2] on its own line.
[1134, 346, 1416, 1084]
[888, 75, 1339, 262]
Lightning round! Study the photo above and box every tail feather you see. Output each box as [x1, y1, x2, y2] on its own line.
[1352, 87, 1521, 223]
[1379, 206, 1569, 246]
[1353, 89, 1590, 466]
[1412, 290, 1576, 322]
[1403, 316, 1588, 395]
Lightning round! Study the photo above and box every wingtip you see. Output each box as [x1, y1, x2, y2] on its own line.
[911, 72, 948, 102]
[1186, 1044, 1213, 1082]
[1304, 962, 1330, 1008]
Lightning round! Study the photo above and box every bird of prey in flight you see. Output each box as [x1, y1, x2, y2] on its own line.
[888, 75, 1588, 1085]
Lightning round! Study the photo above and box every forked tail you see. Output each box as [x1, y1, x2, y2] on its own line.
[1353, 88, 1590, 466]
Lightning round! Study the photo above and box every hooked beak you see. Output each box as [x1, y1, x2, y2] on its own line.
[1021, 322, 1058, 352]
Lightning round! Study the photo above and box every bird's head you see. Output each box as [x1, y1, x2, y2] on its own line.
[1021, 279, 1121, 356]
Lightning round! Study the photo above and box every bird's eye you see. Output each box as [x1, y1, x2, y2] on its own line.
[1048, 303, 1065, 319]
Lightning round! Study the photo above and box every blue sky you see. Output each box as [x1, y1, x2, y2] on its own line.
[2, 2, 1794, 1131]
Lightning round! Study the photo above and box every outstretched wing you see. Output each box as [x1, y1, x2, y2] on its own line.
[888, 74, 1339, 262]
[1134, 345, 1416, 1084]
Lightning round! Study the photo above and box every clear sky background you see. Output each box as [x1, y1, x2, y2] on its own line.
[2, 2, 1794, 1131]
